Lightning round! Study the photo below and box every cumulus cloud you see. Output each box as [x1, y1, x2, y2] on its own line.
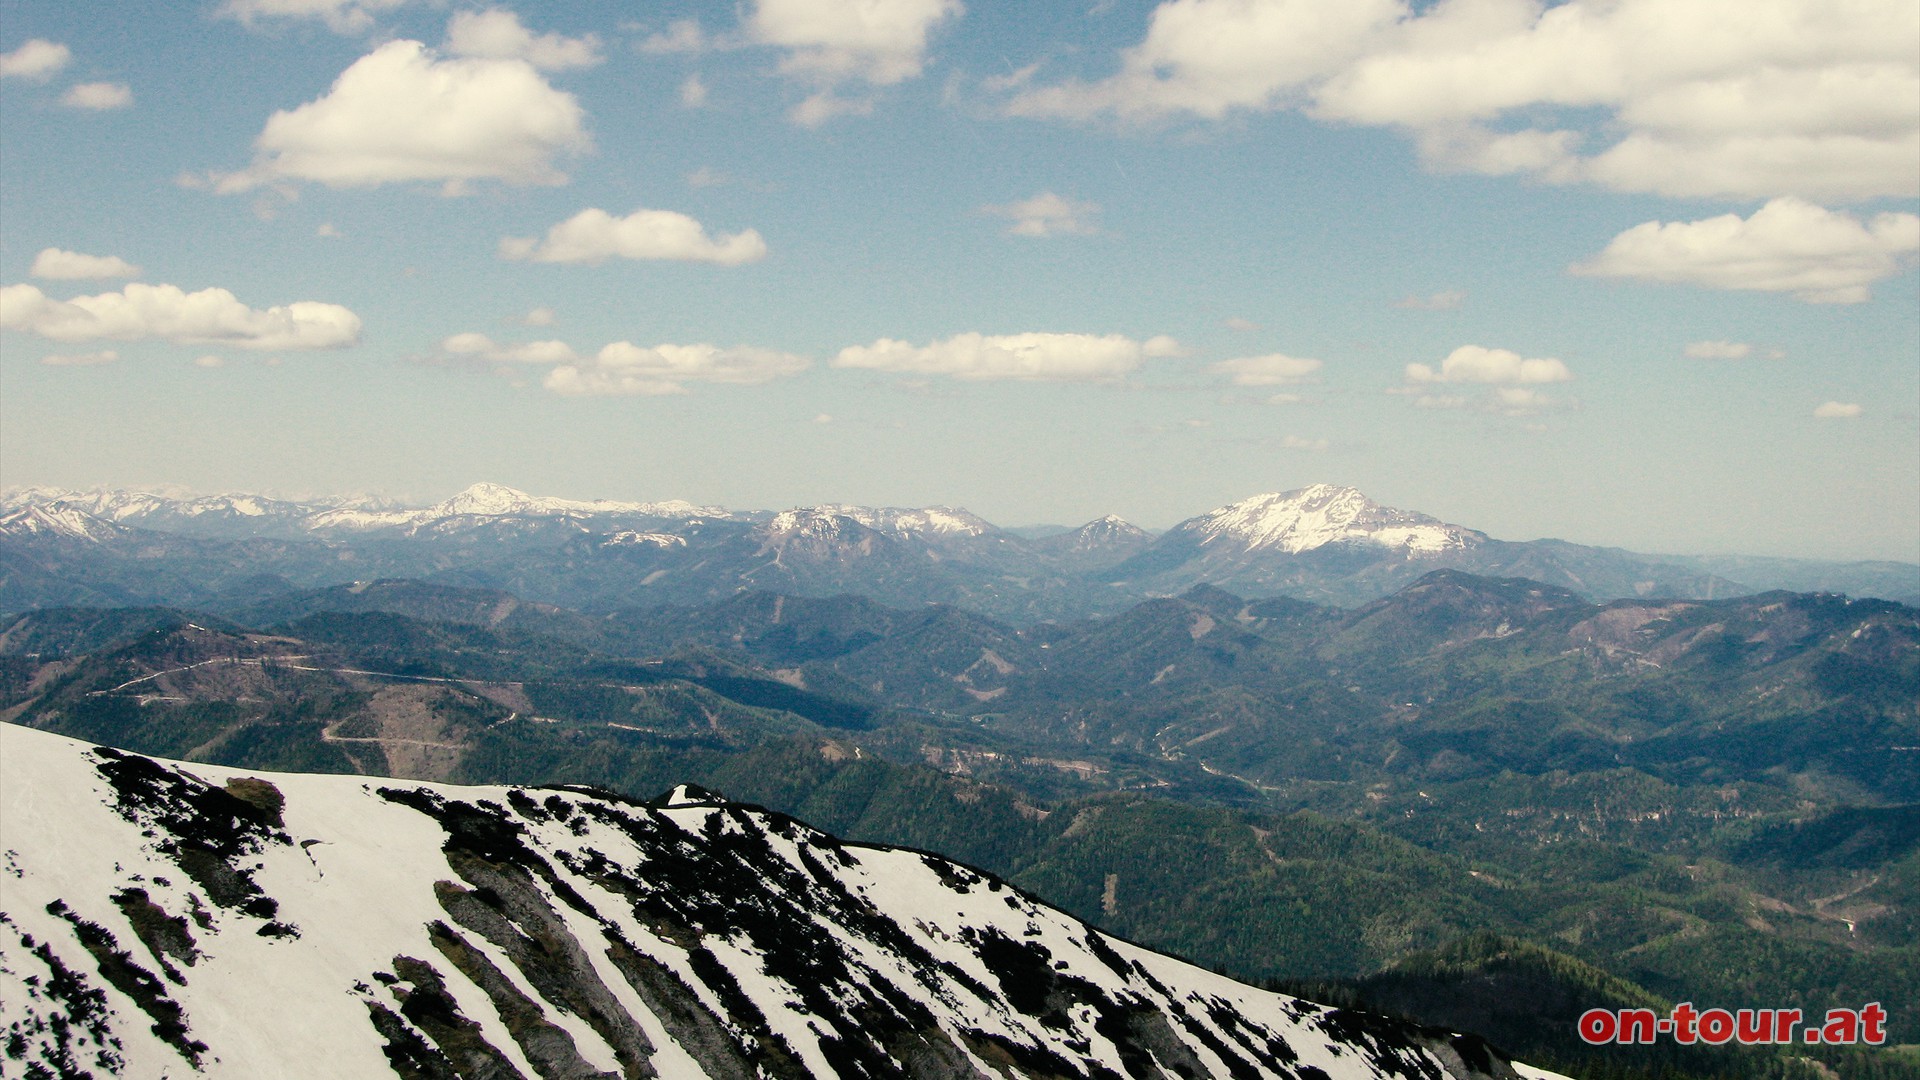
[0, 39, 70, 81]
[748, 0, 961, 123]
[500, 207, 767, 266]
[833, 331, 1182, 382]
[440, 331, 577, 365]
[1394, 289, 1465, 310]
[439, 332, 809, 396]
[1405, 345, 1572, 385]
[1684, 340, 1752, 360]
[1008, 0, 1919, 201]
[520, 306, 557, 327]
[39, 350, 118, 367]
[61, 82, 132, 110]
[548, 343, 810, 396]
[445, 9, 601, 71]
[679, 74, 710, 108]
[31, 249, 141, 280]
[1211, 352, 1323, 385]
[217, 0, 410, 34]
[1397, 344, 1573, 415]
[1813, 401, 1864, 418]
[1009, 0, 1399, 121]
[1573, 197, 1919, 304]
[982, 192, 1100, 237]
[751, 0, 961, 86]
[0, 282, 361, 350]
[193, 354, 226, 368]
[1225, 317, 1261, 331]
[213, 40, 588, 193]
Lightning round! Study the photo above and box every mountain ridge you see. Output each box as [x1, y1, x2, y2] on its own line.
[0, 722, 1560, 1079]
[4, 482, 1914, 618]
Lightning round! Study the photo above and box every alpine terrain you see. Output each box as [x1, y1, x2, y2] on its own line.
[0, 723, 1563, 1080]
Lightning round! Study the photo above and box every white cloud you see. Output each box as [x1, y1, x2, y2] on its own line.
[439, 332, 577, 365]
[501, 207, 768, 266]
[1813, 400, 1864, 418]
[1009, 0, 1400, 121]
[1225, 316, 1261, 331]
[747, 0, 961, 124]
[1398, 344, 1573, 415]
[1010, 0, 1920, 201]
[0, 282, 361, 350]
[1278, 434, 1330, 450]
[0, 39, 71, 81]
[679, 74, 710, 108]
[31, 249, 141, 280]
[639, 19, 715, 55]
[1405, 345, 1572, 385]
[1684, 340, 1752, 360]
[1265, 392, 1305, 405]
[1211, 352, 1323, 385]
[439, 332, 809, 395]
[520, 306, 556, 327]
[39, 350, 118, 367]
[982, 191, 1100, 237]
[813, 412, 834, 423]
[1393, 289, 1465, 310]
[1572, 197, 1920, 304]
[789, 90, 874, 127]
[445, 9, 601, 71]
[193, 354, 226, 368]
[217, 0, 410, 34]
[215, 40, 588, 192]
[547, 342, 810, 396]
[61, 82, 132, 110]
[833, 331, 1182, 382]
[751, 0, 961, 87]
[686, 166, 727, 188]
[316, 223, 341, 237]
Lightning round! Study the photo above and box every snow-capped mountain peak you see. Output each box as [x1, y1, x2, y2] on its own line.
[0, 503, 123, 542]
[1181, 485, 1482, 555]
[428, 481, 545, 517]
[815, 504, 997, 538]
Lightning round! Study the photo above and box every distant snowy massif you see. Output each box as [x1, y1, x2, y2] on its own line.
[4, 483, 1914, 619]
[0, 724, 1562, 1079]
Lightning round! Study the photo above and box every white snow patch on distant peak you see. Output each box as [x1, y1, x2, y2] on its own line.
[602, 531, 686, 548]
[1185, 484, 1477, 555]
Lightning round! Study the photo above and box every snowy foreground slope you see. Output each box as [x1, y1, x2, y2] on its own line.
[0, 725, 1563, 1080]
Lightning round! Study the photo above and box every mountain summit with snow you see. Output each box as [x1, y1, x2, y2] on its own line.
[0, 724, 1558, 1079]
[1176, 485, 1483, 556]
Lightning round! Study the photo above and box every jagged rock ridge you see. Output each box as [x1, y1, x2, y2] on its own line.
[0, 724, 1561, 1079]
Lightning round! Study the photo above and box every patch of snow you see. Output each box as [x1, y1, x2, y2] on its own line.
[1182, 484, 1479, 555]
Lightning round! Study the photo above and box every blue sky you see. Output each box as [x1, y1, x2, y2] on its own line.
[1, 0, 1915, 560]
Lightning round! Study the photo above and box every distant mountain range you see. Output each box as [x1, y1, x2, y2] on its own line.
[4, 482, 1914, 619]
[0, 723, 1556, 1079]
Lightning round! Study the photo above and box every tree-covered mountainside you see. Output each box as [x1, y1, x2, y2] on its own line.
[4, 572, 1915, 1078]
